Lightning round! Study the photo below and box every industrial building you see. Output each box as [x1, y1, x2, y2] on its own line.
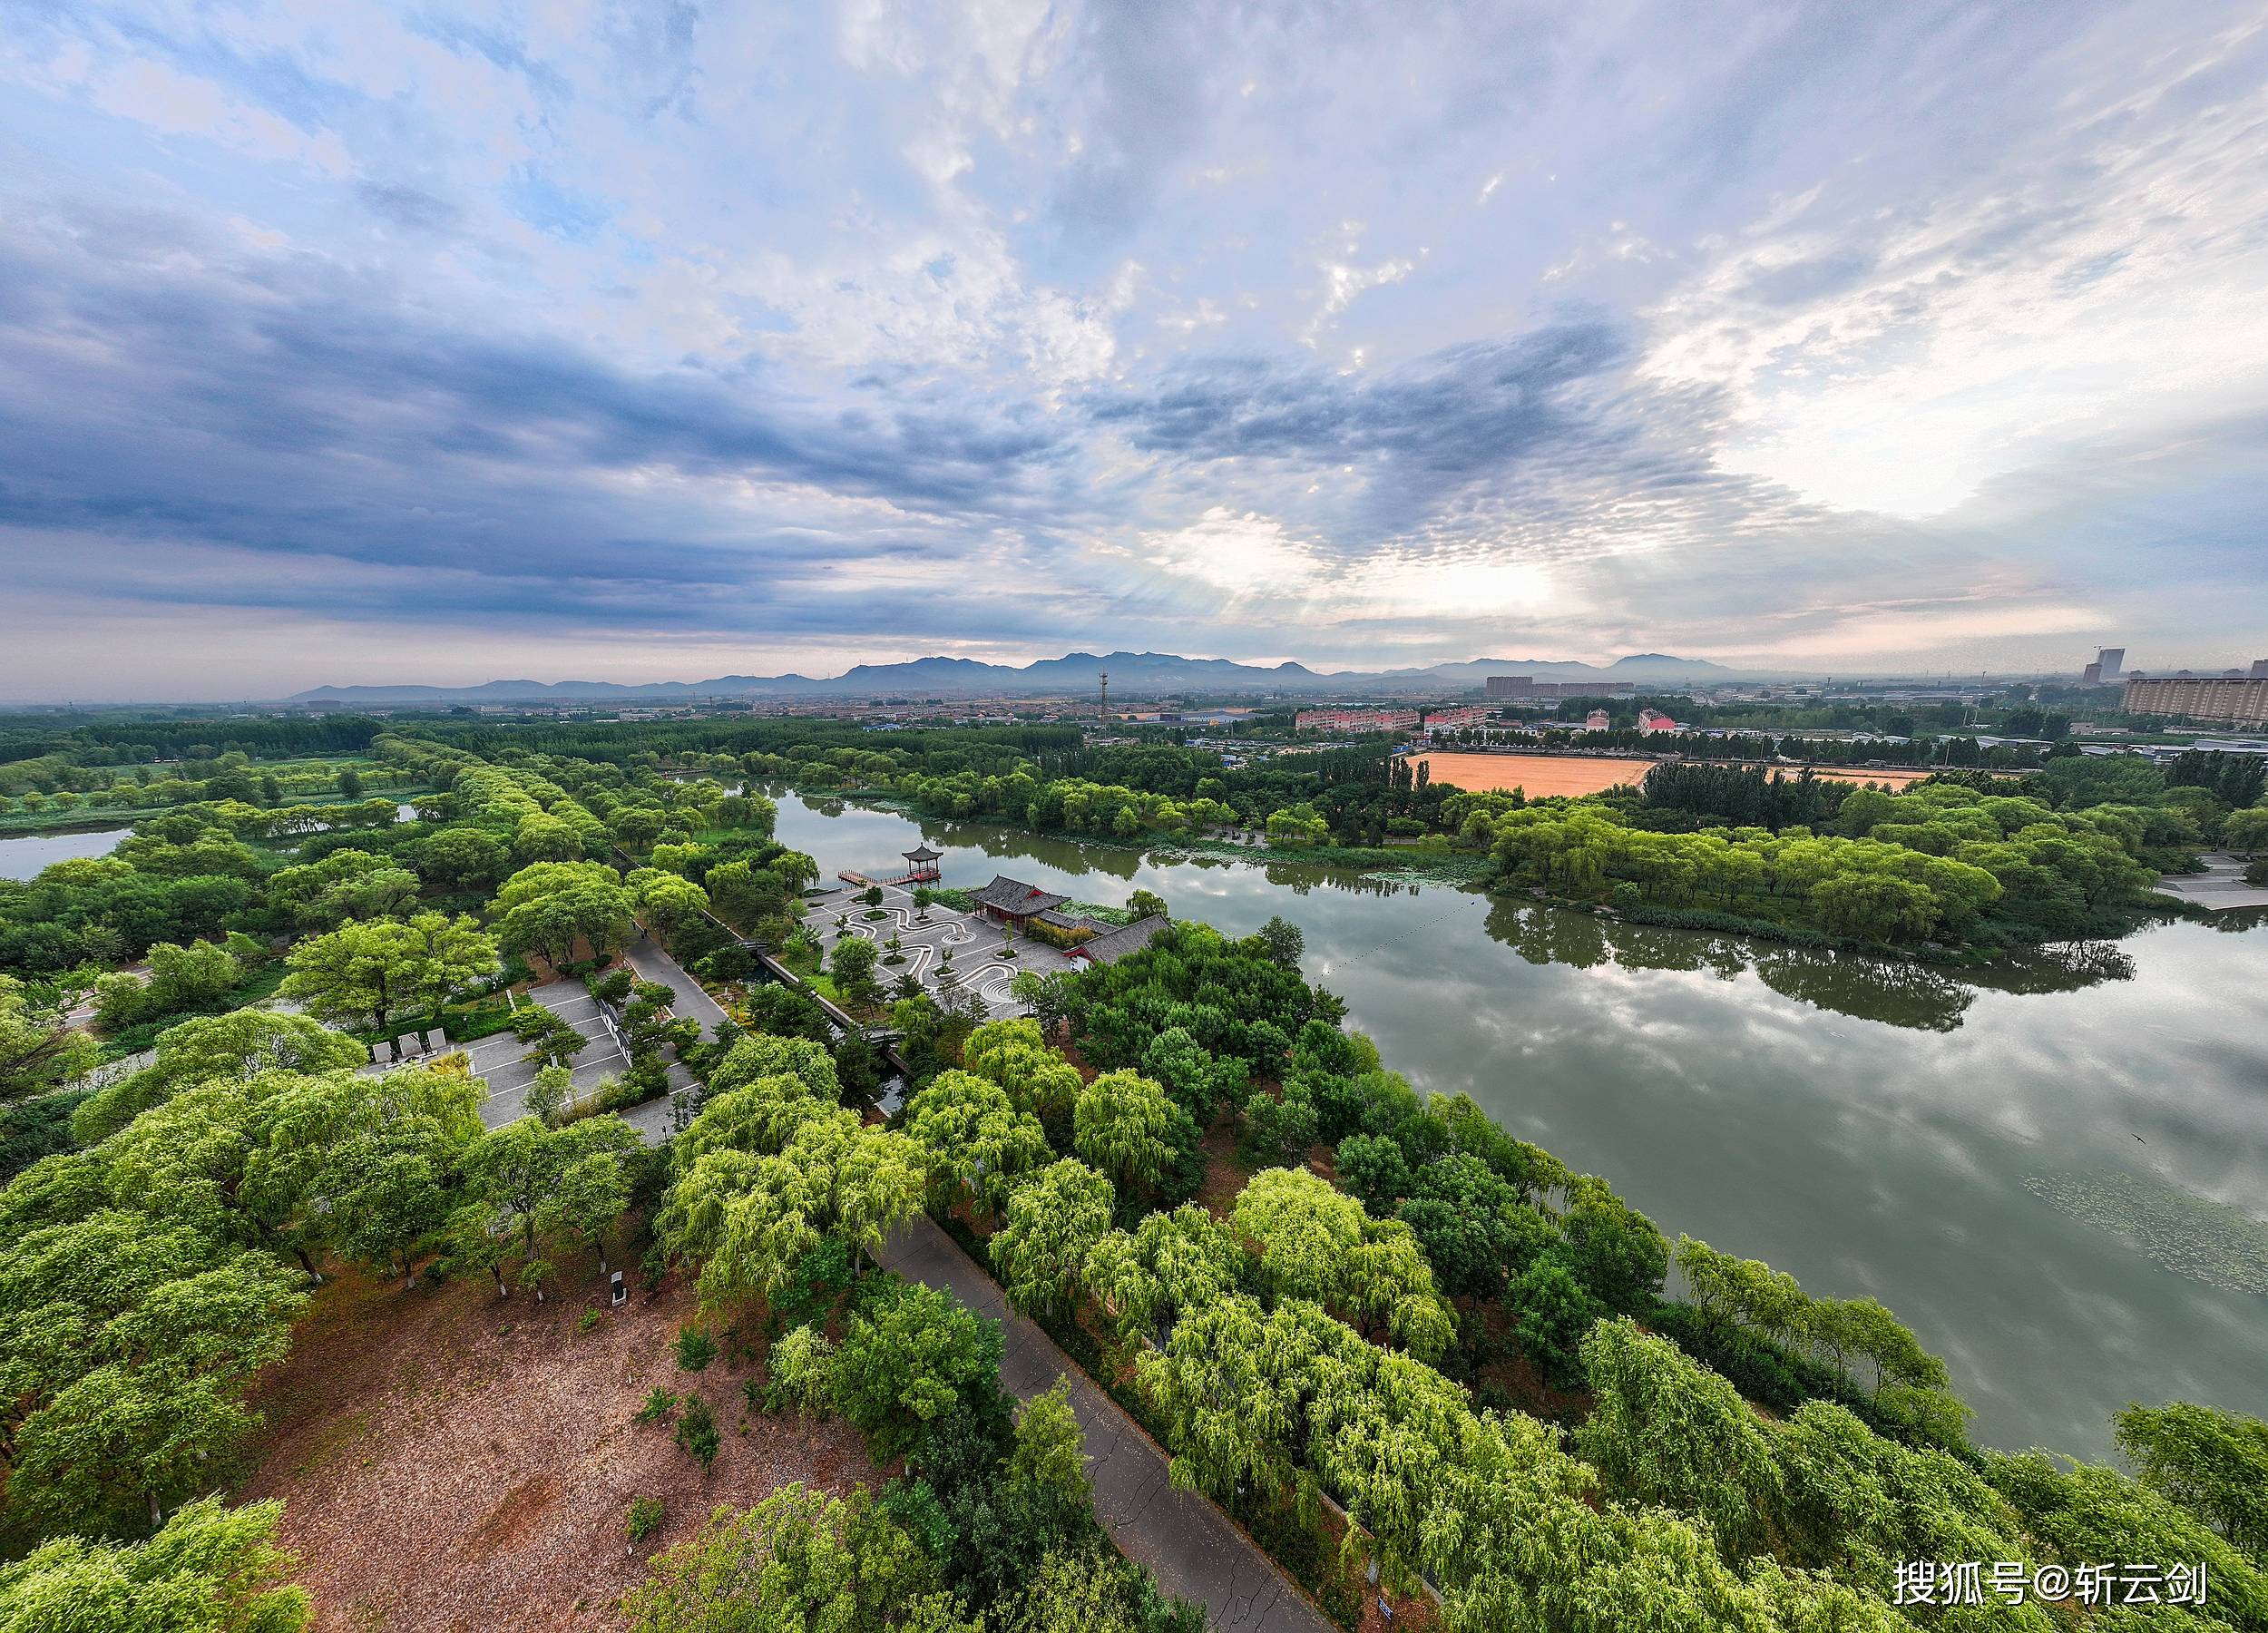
[2120, 669, 2268, 728]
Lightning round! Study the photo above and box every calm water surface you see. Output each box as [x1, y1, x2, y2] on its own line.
[0, 826, 128, 880]
[767, 789, 2268, 1459]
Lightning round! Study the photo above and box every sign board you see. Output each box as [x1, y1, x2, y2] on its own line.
[610, 1271, 627, 1309]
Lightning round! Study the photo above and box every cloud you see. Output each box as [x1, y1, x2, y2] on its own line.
[0, 0, 2263, 699]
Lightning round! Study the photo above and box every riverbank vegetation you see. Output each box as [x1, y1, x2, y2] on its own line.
[423, 714, 2257, 951]
[650, 909, 2268, 1629]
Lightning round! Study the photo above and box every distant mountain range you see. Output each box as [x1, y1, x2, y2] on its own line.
[288, 650, 1761, 705]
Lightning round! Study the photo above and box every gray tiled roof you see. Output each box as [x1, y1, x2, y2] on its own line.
[1075, 914, 1170, 964]
[972, 874, 1070, 914]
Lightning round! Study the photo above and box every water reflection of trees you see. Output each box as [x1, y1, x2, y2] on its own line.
[1752, 948, 1975, 1032]
[1477, 898, 2136, 1032]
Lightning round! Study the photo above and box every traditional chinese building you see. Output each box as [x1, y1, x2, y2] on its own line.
[900, 844, 943, 883]
[971, 875, 1071, 929]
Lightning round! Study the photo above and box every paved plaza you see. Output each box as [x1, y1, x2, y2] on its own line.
[2153, 852, 2268, 911]
[801, 879, 1080, 1020]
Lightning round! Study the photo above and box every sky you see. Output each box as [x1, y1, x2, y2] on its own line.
[3, 1, 2266, 700]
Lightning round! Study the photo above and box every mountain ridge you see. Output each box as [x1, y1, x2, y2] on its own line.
[288, 649, 1770, 704]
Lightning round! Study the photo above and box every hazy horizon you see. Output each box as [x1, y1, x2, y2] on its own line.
[5, 3, 2265, 699]
[2, 640, 2244, 711]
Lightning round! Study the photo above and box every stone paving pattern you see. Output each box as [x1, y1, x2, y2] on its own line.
[801, 879, 1084, 1020]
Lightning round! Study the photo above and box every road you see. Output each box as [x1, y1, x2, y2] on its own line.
[622, 932, 732, 1040]
[875, 1215, 1335, 1633]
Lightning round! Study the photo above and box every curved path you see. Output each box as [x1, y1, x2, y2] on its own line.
[875, 1215, 1335, 1633]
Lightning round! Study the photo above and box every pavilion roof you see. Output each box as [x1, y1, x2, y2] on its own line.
[903, 844, 943, 861]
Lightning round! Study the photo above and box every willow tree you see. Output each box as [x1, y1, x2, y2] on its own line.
[904, 1070, 1052, 1220]
[1071, 1069, 1175, 1196]
[1228, 1167, 1455, 1362]
[990, 1159, 1113, 1318]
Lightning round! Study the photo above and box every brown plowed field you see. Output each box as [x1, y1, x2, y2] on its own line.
[1410, 752, 1941, 797]
[240, 1262, 872, 1632]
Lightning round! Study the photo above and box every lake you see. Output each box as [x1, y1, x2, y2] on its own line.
[0, 825, 129, 881]
[766, 788, 2268, 1461]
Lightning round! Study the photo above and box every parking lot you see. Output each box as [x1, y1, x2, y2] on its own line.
[451, 983, 674, 1143]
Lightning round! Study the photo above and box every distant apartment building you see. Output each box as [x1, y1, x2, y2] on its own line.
[1486, 676, 1637, 699]
[1584, 709, 1611, 731]
[2121, 670, 2268, 728]
[1422, 706, 1495, 730]
[1295, 708, 1422, 733]
[1637, 708, 1680, 734]
[2096, 647, 2126, 680]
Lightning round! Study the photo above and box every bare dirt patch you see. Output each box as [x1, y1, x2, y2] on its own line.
[240, 1261, 874, 1633]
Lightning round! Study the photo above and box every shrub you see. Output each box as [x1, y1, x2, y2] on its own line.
[637, 1386, 679, 1424]
[674, 1325, 718, 1372]
[674, 1396, 720, 1470]
[626, 1495, 664, 1546]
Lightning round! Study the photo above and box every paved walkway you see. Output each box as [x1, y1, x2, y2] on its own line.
[622, 932, 732, 1041]
[2154, 852, 2268, 911]
[875, 1215, 1334, 1633]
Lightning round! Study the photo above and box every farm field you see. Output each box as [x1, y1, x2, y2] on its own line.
[240, 1261, 873, 1633]
[1410, 751, 1942, 797]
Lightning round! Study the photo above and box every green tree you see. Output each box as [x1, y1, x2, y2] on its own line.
[0, 1495, 309, 1632]
[1071, 1070, 1175, 1195]
[71, 1009, 367, 1146]
[1228, 1166, 1454, 1361]
[414, 826, 510, 893]
[266, 849, 419, 931]
[1252, 915, 1304, 970]
[1010, 1377, 1092, 1508]
[463, 1115, 640, 1285]
[0, 975, 98, 1107]
[990, 1160, 1114, 1317]
[904, 1071, 1052, 1219]
[336, 768, 364, 798]
[630, 867, 711, 950]
[2223, 806, 2268, 856]
[279, 913, 498, 1036]
[963, 1019, 1084, 1120]
[1505, 1251, 1599, 1387]
[831, 934, 881, 1011]
[706, 859, 789, 930]
[622, 1483, 966, 1633]
[0, 1207, 308, 1532]
[2114, 1400, 2268, 1564]
[513, 810, 583, 863]
[660, 1113, 921, 1298]
[1575, 1316, 1779, 1560]
[833, 1282, 1004, 1462]
[1082, 1206, 1243, 1344]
